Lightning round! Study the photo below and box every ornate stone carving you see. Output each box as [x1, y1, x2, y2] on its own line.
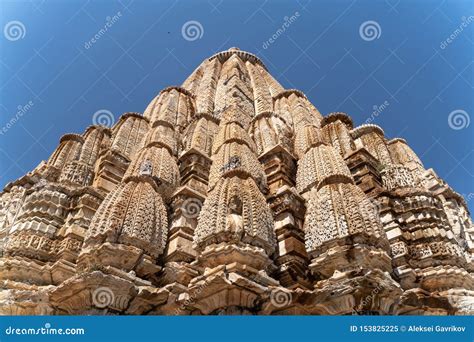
[194, 176, 276, 256]
[84, 177, 168, 258]
[296, 143, 353, 194]
[0, 47, 472, 315]
[381, 165, 417, 190]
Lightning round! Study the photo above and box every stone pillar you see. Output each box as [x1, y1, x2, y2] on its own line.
[93, 113, 149, 193]
[296, 124, 400, 315]
[378, 165, 473, 314]
[188, 105, 278, 315]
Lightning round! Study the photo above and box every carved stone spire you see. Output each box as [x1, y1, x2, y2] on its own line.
[0, 48, 472, 315]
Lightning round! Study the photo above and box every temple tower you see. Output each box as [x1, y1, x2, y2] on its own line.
[0, 48, 472, 315]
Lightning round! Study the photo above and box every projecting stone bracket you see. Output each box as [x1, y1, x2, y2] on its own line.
[78, 242, 161, 279]
[0, 281, 54, 315]
[178, 271, 269, 315]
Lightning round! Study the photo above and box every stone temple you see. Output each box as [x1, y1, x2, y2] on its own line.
[1, 48, 473, 315]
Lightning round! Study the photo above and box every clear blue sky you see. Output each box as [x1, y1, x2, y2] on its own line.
[1, 0, 473, 211]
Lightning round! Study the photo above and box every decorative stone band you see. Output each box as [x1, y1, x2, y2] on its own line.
[417, 265, 474, 292]
[379, 187, 447, 213]
[98, 147, 132, 164]
[273, 89, 308, 101]
[294, 124, 326, 158]
[144, 126, 178, 156]
[211, 121, 257, 155]
[387, 137, 408, 145]
[321, 112, 354, 129]
[148, 117, 180, 131]
[59, 133, 85, 144]
[4, 230, 81, 263]
[190, 112, 220, 125]
[158, 86, 196, 99]
[208, 142, 267, 192]
[58, 161, 94, 186]
[350, 124, 385, 140]
[208, 48, 268, 71]
[296, 144, 353, 194]
[83, 125, 112, 137]
[115, 112, 149, 123]
[407, 240, 467, 263]
[250, 111, 291, 126]
[317, 174, 355, 191]
[381, 165, 417, 190]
